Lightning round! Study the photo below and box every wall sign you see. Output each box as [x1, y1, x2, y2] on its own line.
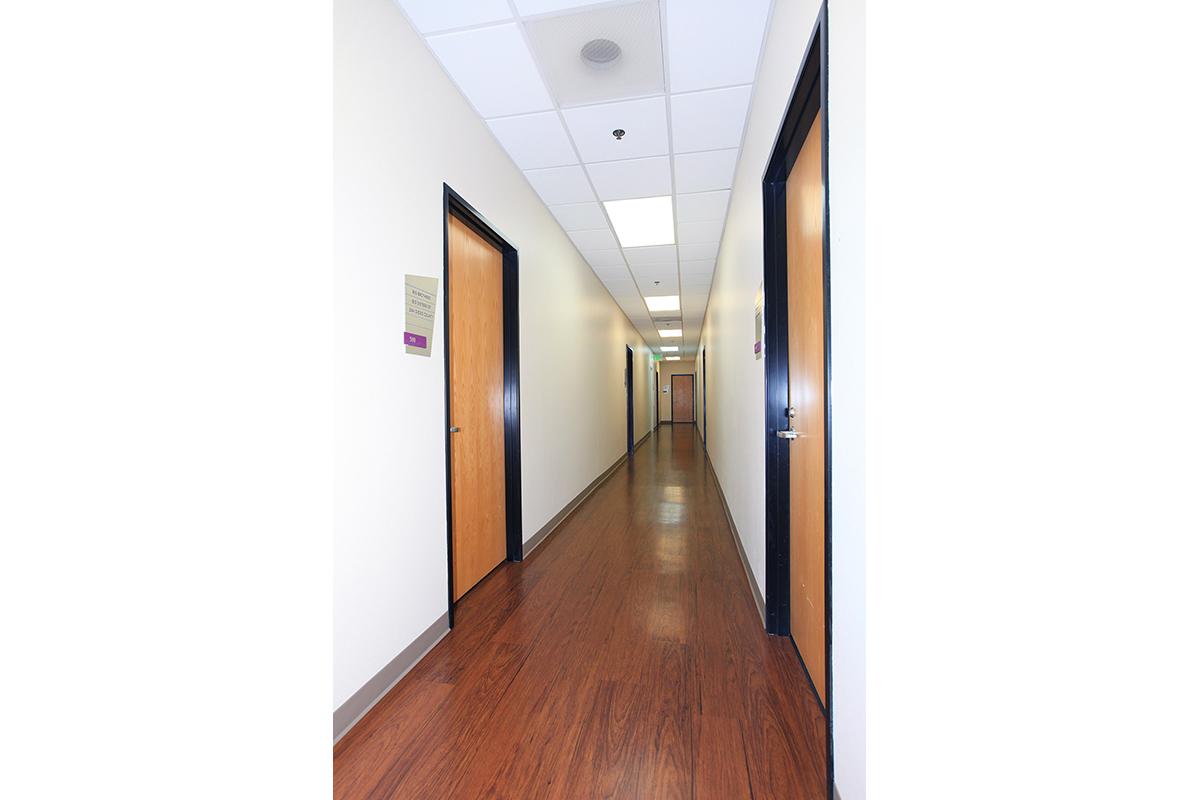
[404, 274, 438, 357]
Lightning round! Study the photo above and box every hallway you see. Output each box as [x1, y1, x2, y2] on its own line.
[333, 426, 827, 799]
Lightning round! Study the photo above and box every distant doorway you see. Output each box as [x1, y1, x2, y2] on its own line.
[654, 370, 659, 428]
[625, 346, 634, 454]
[670, 374, 694, 423]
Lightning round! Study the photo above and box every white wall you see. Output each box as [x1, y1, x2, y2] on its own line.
[696, 0, 864, 797]
[334, 0, 653, 712]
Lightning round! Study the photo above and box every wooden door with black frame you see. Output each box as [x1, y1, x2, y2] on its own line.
[702, 349, 707, 442]
[762, 8, 830, 796]
[670, 374, 694, 423]
[625, 346, 634, 454]
[784, 109, 827, 706]
[447, 213, 506, 602]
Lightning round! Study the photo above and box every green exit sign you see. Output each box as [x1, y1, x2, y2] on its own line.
[652, 354, 663, 361]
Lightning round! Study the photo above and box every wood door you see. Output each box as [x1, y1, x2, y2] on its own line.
[785, 110, 826, 705]
[671, 374, 694, 423]
[448, 214, 506, 601]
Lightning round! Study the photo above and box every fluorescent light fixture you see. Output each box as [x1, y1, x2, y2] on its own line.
[660, 346, 679, 352]
[644, 295, 680, 312]
[603, 196, 675, 247]
[658, 329, 683, 338]
[665, 356, 681, 361]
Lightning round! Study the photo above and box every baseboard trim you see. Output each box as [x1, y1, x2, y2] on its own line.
[833, 785, 842, 800]
[704, 451, 766, 626]
[333, 611, 450, 742]
[523, 428, 652, 558]
[335, 428, 656, 743]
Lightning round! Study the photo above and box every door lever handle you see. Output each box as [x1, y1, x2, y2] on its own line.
[776, 428, 801, 440]
[449, 426, 460, 433]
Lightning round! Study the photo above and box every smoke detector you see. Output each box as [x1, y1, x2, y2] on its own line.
[580, 38, 622, 70]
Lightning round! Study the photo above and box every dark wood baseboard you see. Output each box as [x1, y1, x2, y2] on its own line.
[523, 427, 653, 558]
[703, 448, 766, 625]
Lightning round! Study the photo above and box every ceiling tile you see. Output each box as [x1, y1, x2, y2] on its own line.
[606, 286, 641, 301]
[624, 244, 677, 266]
[676, 189, 730, 223]
[524, 164, 595, 204]
[664, 0, 772, 93]
[523, 1, 664, 107]
[513, 0, 613, 13]
[569, 228, 620, 250]
[549, 201, 608, 230]
[620, 295, 649, 309]
[605, 279, 640, 294]
[586, 156, 672, 200]
[427, 24, 553, 118]
[676, 220, 722, 245]
[679, 242, 719, 261]
[670, 85, 753, 153]
[397, 0, 511, 34]
[562, 96, 669, 162]
[679, 258, 715, 273]
[592, 266, 631, 281]
[634, 269, 679, 295]
[583, 248, 626, 268]
[680, 274, 712, 288]
[673, 148, 738, 194]
[487, 111, 578, 170]
[632, 261, 678, 282]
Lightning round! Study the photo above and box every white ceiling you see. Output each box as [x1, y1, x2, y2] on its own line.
[398, 0, 773, 358]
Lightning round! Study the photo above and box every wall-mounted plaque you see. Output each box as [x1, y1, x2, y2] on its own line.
[404, 274, 438, 357]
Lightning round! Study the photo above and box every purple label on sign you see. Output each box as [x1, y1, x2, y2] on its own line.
[754, 341, 762, 354]
[404, 332, 428, 348]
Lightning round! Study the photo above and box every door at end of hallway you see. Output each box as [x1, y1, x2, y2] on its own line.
[671, 373, 694, 423]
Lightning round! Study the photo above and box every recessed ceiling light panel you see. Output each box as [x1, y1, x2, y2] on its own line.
[604, 196, 674, 247]
[665, 356, 680, 361]
[644, 294, 680, 312]
[660, 346, 679, 352]
[658, 329, 683, 338]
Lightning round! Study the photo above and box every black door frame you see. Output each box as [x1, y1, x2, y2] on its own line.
[442, 184, 524, 629]
[669, 373, 695, 423]
[654, 369, 659, 428]
[760, 5, 833, 797]
[625, 345, 634, 454]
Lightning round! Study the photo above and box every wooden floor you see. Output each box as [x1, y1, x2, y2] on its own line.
[333, 425, 827, 799]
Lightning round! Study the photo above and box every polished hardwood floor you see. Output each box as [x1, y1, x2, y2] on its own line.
[333, 425, 827, 799]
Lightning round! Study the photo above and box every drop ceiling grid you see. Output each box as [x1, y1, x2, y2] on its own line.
[658, 0, 685, 351]
[674, 0, 777, 347]
[398, 0, 775, 357]
[503, 0, 665, 345]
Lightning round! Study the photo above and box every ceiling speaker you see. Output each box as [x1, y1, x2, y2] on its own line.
[524, 0, 663, 107]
